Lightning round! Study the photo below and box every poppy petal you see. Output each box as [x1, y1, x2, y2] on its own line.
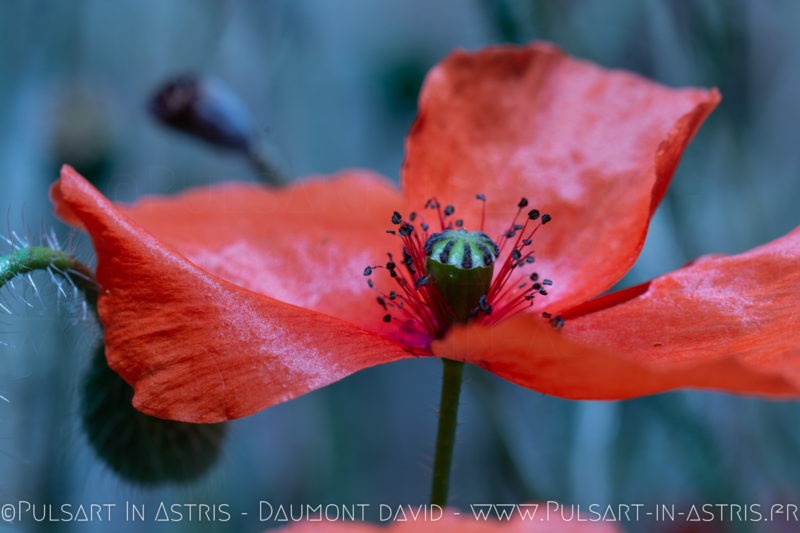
[433, 226, 800, 399]
[52, 166, 416, 422]
[403, 42, 720, 312]
[59, 165, 408, 340]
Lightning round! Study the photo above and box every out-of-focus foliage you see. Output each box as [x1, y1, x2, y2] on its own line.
[1, 1, 798, 532]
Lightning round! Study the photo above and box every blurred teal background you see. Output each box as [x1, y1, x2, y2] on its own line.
[1, 1, 799, 532]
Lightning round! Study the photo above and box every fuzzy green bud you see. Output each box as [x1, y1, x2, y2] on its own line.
[81, 344, 226, 485]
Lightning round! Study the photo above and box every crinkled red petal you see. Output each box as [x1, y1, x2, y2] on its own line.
[434, 226, 800, 399]
[403, 42, 720, 312]
[52, 165, 416, 422]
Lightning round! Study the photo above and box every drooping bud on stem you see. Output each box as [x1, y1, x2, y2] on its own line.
[424, 229, 498, 323]
[149, 74, 285, 186]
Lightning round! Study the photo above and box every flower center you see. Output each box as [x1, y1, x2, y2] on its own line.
[424, 229, 497, 324]
[364, 196, 561, 343]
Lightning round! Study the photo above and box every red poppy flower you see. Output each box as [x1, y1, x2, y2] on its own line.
[51, 42, 800, 423]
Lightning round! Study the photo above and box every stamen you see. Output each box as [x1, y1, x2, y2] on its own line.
[366, 195, 561, 339]
[476, 194, 486, 231]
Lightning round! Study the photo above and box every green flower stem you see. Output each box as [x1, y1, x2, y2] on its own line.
[430, 357, 465, 507]
[0, 246, 98, 306]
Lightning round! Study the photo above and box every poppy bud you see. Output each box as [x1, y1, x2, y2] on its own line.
[81, 344, 225, 485]
[149, 74, 255, 153]
[424, 229, 498, 323]
[149, 74, 285, 186]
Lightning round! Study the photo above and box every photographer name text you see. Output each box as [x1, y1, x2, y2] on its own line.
[2, 500, 799, 524]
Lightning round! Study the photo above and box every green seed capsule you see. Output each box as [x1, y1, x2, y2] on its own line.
[424, 229, 498, 324]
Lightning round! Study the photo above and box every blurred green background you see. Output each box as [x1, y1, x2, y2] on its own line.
[1, 1, 799, 532]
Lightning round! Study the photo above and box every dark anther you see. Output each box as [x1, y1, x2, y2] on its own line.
[541, 214, 552, 224]
[455, 219, 463, 227]
[532, 283, 542, 290]
[386, 230, 396, 235]
[522, 238, 532, 246]
[528, 209, 540, 220]
[478, 294, 492, 315]
[363, 266, 373, 276]
[539, 289, 548, 296]
[367, 279, 374, 288]
[399, 223, 413, 237]
[512, 249, 522, 261]
[542, 279, 553, 286]
[550, 315, 564, 329]
[410, 212, 417, 221]
[542, 312, 552, 319]
[386, 261, 396, 270]
[389, 291, 398, 300]
[424, 199, 439, 209]
[476, 193, 486, 201]
[377, 296, 387, 310]
[525, 256, 535, 264]
[518, 197, 529, 208]
[414, 274, 431, 288]
[421, 223, 429, 232]
[444, 205, 455, 216]
[391, 211, 402, 224]
[504, 229, 516, 238]
[530, 272, 539, 281]
[383, 314, 392, 323]
[513, 224, 523, 231]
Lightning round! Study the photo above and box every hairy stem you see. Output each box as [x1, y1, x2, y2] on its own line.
[0, 246, 98, 306]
